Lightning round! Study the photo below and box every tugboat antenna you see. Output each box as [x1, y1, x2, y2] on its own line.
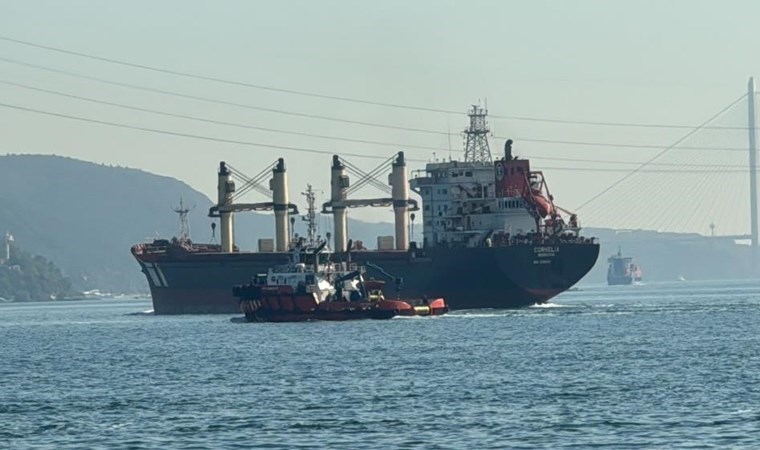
[301, 184, 319, 246]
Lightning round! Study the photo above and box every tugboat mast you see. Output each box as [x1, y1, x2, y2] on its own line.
[172, 198, 193, 243]
[301, 184, 318, 246]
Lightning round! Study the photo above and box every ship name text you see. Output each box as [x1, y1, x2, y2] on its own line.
[533, 246, 559, 258]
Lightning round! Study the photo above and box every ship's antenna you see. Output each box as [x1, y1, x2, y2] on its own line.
[463, 102, 492, 163]
[171, 197, 195, 243]
[447, 117, 453, 161]
[301, 184, 320, 246]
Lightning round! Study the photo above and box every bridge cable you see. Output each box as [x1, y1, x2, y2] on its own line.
[574, 93, 749, 211]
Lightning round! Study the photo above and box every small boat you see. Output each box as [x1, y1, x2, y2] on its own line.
[232, 242, 448, 322]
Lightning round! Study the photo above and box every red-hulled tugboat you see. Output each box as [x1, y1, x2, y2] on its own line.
[233, 242, 448, 322]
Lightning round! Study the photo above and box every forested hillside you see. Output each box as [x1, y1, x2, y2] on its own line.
[0, 242, 76, 301]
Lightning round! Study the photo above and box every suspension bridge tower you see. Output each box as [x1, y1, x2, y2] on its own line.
[463, 104, 492, 163]
[749, 77, 759, 271]
[749, 78, 758, 247]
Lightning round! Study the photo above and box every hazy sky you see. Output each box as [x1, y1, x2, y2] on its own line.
[2, 0, 759, 233]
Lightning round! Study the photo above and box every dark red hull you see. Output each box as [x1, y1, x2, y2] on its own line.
[237, 286, 448, 323]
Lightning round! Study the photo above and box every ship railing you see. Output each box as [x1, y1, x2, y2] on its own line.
[411, 176, 434, 185]
[490, 231, 597, 247]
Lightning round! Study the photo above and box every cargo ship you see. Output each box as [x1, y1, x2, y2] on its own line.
[606, 247, 642, 285]
[131, 105, 600, 314]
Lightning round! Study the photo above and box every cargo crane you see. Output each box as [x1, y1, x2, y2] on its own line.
[208, 159, 299, 253]
[322, 152, 419, 252]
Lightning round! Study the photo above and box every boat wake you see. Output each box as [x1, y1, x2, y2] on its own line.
[445, 310, 514, 318]
[530, 302, 570, 308]
[124, 309, 154, 316]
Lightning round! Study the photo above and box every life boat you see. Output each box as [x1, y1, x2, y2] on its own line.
[530, 190, 555, 218]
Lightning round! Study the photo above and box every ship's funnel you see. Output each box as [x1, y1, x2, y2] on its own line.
[390, 151, 409, 250]
[271, 158, 290, 252]
[504, 139, 513, 161]
[217, 161, 235, 253]
[330, 155, 349, 252]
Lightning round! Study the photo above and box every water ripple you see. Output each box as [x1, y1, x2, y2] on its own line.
[2, 282, 760, 448]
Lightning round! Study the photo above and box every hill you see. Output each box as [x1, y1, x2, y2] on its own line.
[0, 241, 76, 301]
[0, 154, 393, 293]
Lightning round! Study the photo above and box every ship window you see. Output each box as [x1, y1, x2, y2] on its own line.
[465, 171, 472, 177]
[425, 205, 430, 211]
[443, 189, 448, 194]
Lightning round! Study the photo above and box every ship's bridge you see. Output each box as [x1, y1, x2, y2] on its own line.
[411, 159, 538, 248]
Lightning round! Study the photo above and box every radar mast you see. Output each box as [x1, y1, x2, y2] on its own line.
[301, 184, 318, 246]
[463, 103, 492, 163]
[172, 198, 194, 243]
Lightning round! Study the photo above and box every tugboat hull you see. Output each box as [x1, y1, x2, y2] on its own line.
[236, 283, 448, 322]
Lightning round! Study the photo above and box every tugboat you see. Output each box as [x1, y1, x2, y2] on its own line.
[233, 241, 448, 322]
[606, 247, 643, 285]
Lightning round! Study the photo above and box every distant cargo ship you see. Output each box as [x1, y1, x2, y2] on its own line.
[131, 106, 600, 313]
[607, 247, 643, 285]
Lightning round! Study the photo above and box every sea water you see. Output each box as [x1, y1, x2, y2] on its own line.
[2, 280, 759, 448]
